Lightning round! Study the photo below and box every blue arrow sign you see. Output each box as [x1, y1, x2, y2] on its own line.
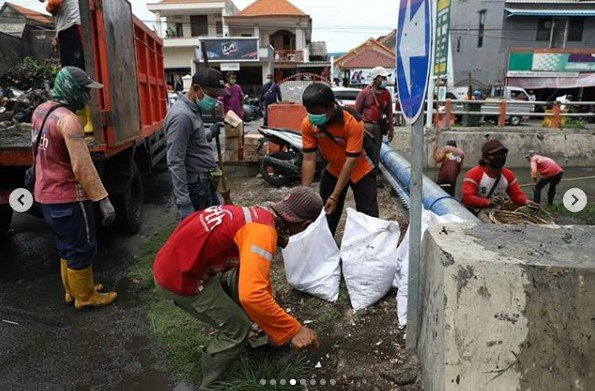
[396, 0, 432, 123]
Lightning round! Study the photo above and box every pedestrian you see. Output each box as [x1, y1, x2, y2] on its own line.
[260, 73, 282, 126]
[354, 66, 395, 167]
[525, 151, 564, 205]
[528, 90, 536, 101]
[301, 83, 378, 236]
[433, 139, 465, 197]
[44, 0, 84, 69]
[31, 66, 117, 309]
[153, 187, 322, 390]
[461, 140, 538, 220]
[165, 67, 227, 220]
[220, 72, 244, 120]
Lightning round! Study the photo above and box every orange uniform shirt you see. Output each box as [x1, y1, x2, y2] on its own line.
[302, 107, 374, 184]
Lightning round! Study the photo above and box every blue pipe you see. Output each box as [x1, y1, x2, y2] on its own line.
[380, 143, 479, 222]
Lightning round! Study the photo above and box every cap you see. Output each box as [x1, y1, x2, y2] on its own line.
[64, 66, 103, 89]
[446, 139, 457, 147]
[370, 66, 391, 80]
[271, 187, 323, 223]
[524, 150, 536, 159]
[481, 139, 508, 155]
[192, 68, 226, 96]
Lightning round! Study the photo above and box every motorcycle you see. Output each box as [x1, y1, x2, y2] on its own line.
[257, 127, 324, 186]
[243, 95, 263, 123]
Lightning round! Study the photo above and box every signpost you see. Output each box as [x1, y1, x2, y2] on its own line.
[396, 0, 432, 351]
[433, 0, 451, 76]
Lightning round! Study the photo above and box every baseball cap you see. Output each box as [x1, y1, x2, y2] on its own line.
[271, 187, 323, 223]
[64, 66, 103, 89]
[370, 66, 391, 80]
[524, 150, 536, 159]
[192, 67, 226, 96]
[446, 139, 457, 147]
[481, 139, 508, 155]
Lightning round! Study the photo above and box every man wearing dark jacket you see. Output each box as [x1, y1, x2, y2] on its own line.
[260, 74, 282, 126]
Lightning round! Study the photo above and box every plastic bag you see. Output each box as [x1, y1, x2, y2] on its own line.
[395, 209, 464, 327]
[282, 211, 341, 302]
[341, 208, 401, 311]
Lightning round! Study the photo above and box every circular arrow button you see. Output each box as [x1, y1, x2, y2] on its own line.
[563, 188, 587, 213]
[9, 188, 33, 213]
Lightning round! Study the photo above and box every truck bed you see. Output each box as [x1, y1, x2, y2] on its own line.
[0, 123, 31, 148]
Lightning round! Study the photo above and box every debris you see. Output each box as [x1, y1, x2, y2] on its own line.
[314, 361, 322, 369]
[2, 319, 19, 325]
[303, 320, 313, 324]
[375, 340, 384, 346]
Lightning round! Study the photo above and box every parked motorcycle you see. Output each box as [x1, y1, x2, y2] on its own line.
[257, 127, 324, 186]
[243, 95, 263, 123]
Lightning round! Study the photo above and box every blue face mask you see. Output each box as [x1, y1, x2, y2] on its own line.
[196, 90, 218, 111]
[308, 113, 328, 126]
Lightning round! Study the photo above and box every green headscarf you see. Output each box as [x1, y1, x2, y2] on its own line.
[51, 68, 90, 111]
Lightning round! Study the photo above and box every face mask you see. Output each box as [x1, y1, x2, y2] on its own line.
[488, 154, 507, 169]
[380, 80, 388, 89]
[229, 79, 236, 85]
[196, 91, 217, 111]
[308, 113, 328, 126]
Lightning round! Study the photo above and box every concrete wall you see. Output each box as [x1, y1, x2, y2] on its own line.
[418, 223, 595, 391]
[390, 127, 595, 168]
[0, 29, 53, 77]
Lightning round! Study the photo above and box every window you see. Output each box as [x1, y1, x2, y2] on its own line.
[175, 23, 183, 38]
[190, 15, 208, 37]
[536, 18, 552, 41]
[478, 10, 486, 48]
[216, 21, 223, 36]
[568, 17, 584, 41]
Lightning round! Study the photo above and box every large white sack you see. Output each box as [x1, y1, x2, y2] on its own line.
[341, 208, 400, 311]
[395, 209, 464, 327]
[282, 211, 341, 302]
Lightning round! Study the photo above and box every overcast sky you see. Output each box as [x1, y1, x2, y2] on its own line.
[12, 0, 398, 52]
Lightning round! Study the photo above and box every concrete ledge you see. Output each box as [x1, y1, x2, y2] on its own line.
[418, 223, 595, 391]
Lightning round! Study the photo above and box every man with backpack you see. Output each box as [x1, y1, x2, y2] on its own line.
[300, 83, 378, 236]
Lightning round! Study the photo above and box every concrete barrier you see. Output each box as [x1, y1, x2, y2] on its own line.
[418, 223, 595, 391]
[391, 127, 595, 168]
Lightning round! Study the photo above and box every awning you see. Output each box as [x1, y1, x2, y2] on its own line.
[507, 73, 595, 89]
[505, 8, 595, 17]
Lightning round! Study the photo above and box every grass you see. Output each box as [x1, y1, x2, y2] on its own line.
[128, 223, 309, 389]
[546, 203, 595, 224]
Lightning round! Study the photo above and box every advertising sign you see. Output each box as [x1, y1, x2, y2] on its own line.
[433, 0, 451, 76]
[199, 37, 259, 62]
[508, 50, 595, 76]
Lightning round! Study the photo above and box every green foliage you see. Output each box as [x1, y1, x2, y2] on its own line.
[0, 56, 60, 90]
[547, 203, 595, 224]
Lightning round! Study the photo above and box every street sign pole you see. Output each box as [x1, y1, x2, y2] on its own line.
[425, 0, 437, 129]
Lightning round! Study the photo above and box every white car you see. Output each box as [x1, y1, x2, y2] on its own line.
[332, 87, 362, 107]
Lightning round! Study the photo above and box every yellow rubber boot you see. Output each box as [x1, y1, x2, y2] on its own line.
[60, 259, 103, 306]
[67, 265, 117, 310]
[83, 105, 94, 135]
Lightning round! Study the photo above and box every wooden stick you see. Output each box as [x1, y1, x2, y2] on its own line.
[519, 175, 595, 188]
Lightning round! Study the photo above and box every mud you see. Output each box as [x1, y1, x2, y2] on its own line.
[0, 122, 32, 148]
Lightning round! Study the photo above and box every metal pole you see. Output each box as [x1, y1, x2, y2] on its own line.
[406, 114, 424, 351]
[425, 0, 437, 128]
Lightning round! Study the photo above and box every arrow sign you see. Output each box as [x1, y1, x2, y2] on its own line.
[17, 194, 25, 206]
[396, 0, 432, 123]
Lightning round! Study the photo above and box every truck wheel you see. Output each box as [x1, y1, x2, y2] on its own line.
[0, 204, 12, 238]
[509, 116, 521, 126]
[113, 162, 144, 234]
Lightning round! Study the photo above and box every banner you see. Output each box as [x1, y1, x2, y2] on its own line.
[199, 38, 259, 62]
[350, 69, 396, 86]
[508, 50, 595, 76]
[434, 0, 451, 76]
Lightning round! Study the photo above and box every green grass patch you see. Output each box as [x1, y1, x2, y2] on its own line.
[130, 223, 309, 388]
[546, 203, 595, 224]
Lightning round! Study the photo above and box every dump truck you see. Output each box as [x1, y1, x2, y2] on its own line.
[0, 0, 167, 237]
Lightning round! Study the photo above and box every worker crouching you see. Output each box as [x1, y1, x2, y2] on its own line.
[31, 66, 117, 309]
[153, 187, 322, 390]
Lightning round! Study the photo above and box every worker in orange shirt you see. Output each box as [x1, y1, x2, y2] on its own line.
[153, 187, 322, 390]
[300, 83, 378, 236]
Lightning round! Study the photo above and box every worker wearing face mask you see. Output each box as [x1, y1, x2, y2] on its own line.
[462, 139, 538, 220]
[220, 72, 244, 120]
[165, 68, 227, 220]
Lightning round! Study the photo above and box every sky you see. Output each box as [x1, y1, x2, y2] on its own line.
[10, 0, 399, 52]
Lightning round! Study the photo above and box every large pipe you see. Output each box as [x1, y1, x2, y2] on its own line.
[380, 143, 479, 222]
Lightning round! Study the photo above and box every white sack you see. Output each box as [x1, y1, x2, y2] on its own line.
[282, 211, 341, 302]
[395, 209, 464, 327]
[341, 208, 401, 311]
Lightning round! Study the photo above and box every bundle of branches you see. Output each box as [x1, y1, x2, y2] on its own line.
[489, 206, 555, 225]
[0, 57, 60, 91]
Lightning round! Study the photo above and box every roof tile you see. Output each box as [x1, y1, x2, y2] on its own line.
[238, 0, 307, 16]
[4, 2, 53, 25]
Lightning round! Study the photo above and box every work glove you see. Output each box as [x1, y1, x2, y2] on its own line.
[206, 122, 223, 142]
[99, 197, 116, 227]
[178, 203, 195, 220]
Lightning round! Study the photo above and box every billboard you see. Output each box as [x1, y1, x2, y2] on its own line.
[198, 37, 259, 62]
[508, 50, 595, 77]
[349, 69, 396, 86]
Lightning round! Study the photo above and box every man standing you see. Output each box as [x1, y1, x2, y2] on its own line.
[301, 83, 378, 236]
[166, 68, 227, 220]
[354, 66, 395, 167]
[221, 72, 244, 120]
[525, 151, 564, 205]
[32, 66, 116, 309]
[153, 187, 322, 390]
[45, 0, 84, 69]
[462, 140, 538, 219]
[260, 73, 282, 126]
[433, 140, 465, 196]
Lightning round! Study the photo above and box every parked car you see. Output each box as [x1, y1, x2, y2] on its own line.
[332, 87, 362, 107]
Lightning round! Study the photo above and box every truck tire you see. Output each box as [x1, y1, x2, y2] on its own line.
[509, 116, 521, 126]
[113, 162, 144, 234]
[0, 204, 12, 238]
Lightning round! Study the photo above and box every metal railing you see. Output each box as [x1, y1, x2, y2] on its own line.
[274, 50, 304, 62]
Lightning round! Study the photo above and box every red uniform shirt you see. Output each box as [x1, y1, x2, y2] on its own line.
[462, 166, 528, 208]
[153, 205, 301, 345]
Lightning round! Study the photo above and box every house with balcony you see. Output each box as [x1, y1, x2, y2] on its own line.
[147, 0, 240, 87]
[450, 0, 595, 99]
